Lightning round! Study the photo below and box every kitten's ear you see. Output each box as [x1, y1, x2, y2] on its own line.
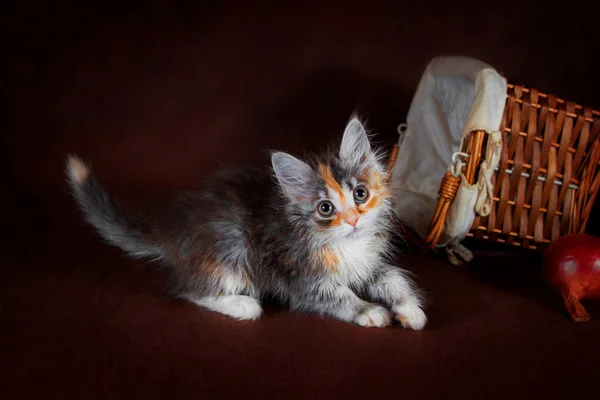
[340, 117, 372, 164]
[271, 152, 315, 201]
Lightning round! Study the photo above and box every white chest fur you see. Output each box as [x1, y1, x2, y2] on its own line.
[328, 235, 385, 285]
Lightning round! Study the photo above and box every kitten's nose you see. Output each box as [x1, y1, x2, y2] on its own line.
[345, 213, 359, 227]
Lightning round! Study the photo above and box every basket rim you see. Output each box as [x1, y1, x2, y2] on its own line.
[507, 83, 600, 118]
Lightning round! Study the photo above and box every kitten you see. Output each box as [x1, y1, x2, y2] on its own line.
[66, 117, 427, 329]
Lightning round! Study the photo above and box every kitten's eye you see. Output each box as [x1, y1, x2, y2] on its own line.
[317, 201, 335, 218]
[353, 186, 369, 203]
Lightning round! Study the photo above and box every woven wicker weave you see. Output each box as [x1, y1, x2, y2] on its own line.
[414, 83, 600, 251]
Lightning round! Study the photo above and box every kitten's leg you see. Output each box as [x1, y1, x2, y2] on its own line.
[177, 216, 264, 320]
[290, 281, 391, 328]
[365, 263, 427, 330]
[183, 269, 263, 321]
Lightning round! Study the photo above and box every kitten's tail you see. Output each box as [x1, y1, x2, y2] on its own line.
[65, 155, 162, 260]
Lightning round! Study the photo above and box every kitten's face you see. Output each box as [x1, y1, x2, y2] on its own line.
[272, 117, 392, 244]
[310, 160, 391, 241]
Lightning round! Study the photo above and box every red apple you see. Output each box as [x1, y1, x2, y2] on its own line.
[542, 233, 600, 322]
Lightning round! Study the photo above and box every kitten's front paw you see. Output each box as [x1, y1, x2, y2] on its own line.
[393, 302, 427, 330]
[354, 305, 392, 328]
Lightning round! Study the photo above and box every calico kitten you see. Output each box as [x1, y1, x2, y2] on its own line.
[66, 117, 427, 329]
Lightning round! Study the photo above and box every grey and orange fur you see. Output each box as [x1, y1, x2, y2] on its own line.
[66, 117, 427, 329]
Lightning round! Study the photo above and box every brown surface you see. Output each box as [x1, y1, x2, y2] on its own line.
[2, 1, 600, 398]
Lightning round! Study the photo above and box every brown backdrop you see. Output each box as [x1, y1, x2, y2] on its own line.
[2, 1, 599, 398]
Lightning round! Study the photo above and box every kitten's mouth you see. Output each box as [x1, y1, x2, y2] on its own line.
[347, 227, 362, 237]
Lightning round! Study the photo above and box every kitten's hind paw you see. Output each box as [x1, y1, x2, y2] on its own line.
[354, 305, 392, 328]
[224, 296, 263, 320]
[393, 302, 427, 330]
[192, 295, 263, 320]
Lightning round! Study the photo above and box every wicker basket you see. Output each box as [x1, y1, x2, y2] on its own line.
[414, 83, 600, 251]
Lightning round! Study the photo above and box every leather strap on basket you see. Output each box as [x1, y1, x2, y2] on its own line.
[424, 172, 462, 247]
[424, 130, 486, 248]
